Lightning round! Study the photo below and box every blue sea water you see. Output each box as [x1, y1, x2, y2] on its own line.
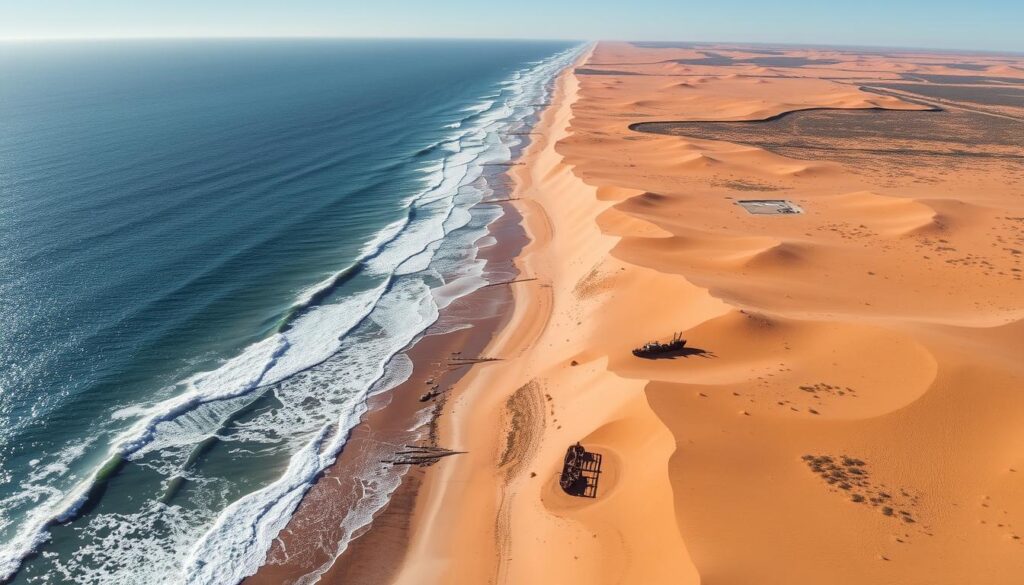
[0, 39, 582, 584]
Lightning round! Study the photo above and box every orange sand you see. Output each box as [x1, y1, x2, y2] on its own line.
[388, 42, 1024, 584]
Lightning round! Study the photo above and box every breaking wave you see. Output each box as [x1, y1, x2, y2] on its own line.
[0, 42, 585, 584]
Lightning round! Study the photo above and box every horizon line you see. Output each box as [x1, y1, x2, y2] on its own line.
[0, 35, 1021, 56]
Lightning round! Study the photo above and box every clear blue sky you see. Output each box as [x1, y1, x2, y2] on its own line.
[1, 0, 1021, 52]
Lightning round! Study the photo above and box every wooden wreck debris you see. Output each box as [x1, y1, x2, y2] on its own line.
[381, 445, 465, 467]
[482, 277, 537, 288]
[419, 385, 444, 402]
[446, 354, 504, 368]
[632, 331, 687, 358]
[560, 442, 602, 498]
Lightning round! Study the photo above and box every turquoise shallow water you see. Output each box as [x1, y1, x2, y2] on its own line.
[0, 39, 581, 584]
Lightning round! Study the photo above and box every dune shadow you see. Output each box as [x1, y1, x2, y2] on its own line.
[636, 346, 716, 360]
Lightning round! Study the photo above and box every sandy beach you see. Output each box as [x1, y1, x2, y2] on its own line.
[262, 41, 1024, 584]
[246, 155, 530, 585]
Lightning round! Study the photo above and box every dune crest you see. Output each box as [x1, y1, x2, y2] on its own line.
[828, 191, 940, 235]
[388, 42, 1024, 585]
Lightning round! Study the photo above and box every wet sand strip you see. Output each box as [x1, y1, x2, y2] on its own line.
[244, 197, 529, 585]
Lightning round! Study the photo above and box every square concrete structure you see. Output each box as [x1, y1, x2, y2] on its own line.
[737, 199, 804, 215]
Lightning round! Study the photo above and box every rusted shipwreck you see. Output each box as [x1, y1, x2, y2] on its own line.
[559, 442, 602, 498]
[632, 332, 687, 358]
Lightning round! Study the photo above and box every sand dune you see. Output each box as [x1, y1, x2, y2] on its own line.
[387, 41, 1024, 585]
[827, 191, 940, 236]
[594, 185, 646, 202]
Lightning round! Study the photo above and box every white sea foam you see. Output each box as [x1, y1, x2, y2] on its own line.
[182, 425, 342, 585]
[186, 45, 586, 585]
[369, 352, 414, 400]
[128, 289, 384, 461]
[47, 501, 209, 585]
[0, 42, 587, 584]
[183, 276, 439, 584]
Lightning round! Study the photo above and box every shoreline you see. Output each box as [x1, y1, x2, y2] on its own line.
[244, 51, 579, 585]
[386, 47, 596, 585]
[301, 198, 530, 585]
[246, 177, 528, 585]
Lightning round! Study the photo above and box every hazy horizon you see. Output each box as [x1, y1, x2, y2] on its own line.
[1, 0, 1021, 53]
[3, 36, 1023, 58]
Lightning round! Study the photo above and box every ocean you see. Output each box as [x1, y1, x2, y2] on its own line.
[0, 38, 582, 584]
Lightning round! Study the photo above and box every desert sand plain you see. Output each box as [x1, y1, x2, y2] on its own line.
[378, 42, 1024, 584]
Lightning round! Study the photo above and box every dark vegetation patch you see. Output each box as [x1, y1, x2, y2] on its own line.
[900, 73, 1024, 86]
[631, 107, 1024, 169]
[803, 454, 922, 525]
[875, 82, 1024, 108]
[631, 41, 701, 50]
[711, 179, 787, 192]
[799, 382, 858, 398]
[667, 50, 841, 68]
[930, 62, 990, 71]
